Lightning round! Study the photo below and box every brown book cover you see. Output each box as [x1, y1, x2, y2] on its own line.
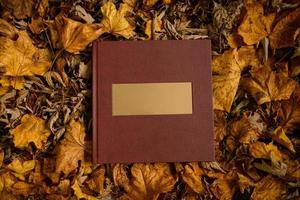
[92, 40, 214, 164]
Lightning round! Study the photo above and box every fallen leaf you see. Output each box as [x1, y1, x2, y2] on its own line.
[7, 159, 36, 176]
[100, 1, 135, 39]
[269, 7, 300, 48]
[249, 141, 282, 163]
[57, 17, 105, 53]
[271, 127, 295, 153]
[241, 62, 297, 105]
[0, 19, 18, 39]
[1, 0, 35, 19]
[118, 163, 177, 200]
[237, 173, 255, 193]
[72, 179, 97, 200]
[238, 3, 275, 45]
[181, 163, 204, 193]
[213, 46, 259, 111]
[254, 160, 287, 177]
[251, 175, 286, 200]
[210, 174, 236, 200]
[10, 114, 51, 149]
[86, 166, 106, 194]
[55, 119, 85, 176]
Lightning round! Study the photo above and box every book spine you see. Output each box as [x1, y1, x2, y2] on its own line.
[92, 41, 98, 164]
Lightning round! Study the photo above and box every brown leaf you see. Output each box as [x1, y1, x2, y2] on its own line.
[271, 127, 295, 153]
[86, 166, 106, 194]
[1, 0, 35, 19]
[71, 179, 97, 200]
[213, 46, 259, 112]
[251, 175, 286, 200]
[118, 163, 177, 200]
[269, 7, 300, 48]
[238, 3, 275, 45]
[10, 114, 51, 149]
[181, 163, 204, 193]
[237, 173, 255, 193]
[210, 173, 237, 200]
[0, 19, 18, 39]
[55, 119, 85, 176]
[241, 62, 297, 105]
[249, 141, 282, 163]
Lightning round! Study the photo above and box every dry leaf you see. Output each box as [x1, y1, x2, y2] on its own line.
[0, 19, 18, 39]
[237, 173, 255, 193]
[241, 63, 297, 105]
[238, 3, 275, 45]
[210, 174, 236, 200]
[213, 46, 259, 111]
[251, 175, 286, 200]
[86, 166, 106, 194]
[57, 17, 105, 53]
[0, 31, 51, 89]
[249, 141, 282, 163]
[271, 127, 295, 153]
[72, 179, 97, 200]
[181, 163, 204, 193]
[1, 0, 35, 19]
[118, 163, 177, 200]
[55, 119, 85, 176]
[10, 114, 51, 149]
[269, 7, 300, 48]
[100, 1, 135, 39]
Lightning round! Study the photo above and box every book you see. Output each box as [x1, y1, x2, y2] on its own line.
[92, 39, 214, 164]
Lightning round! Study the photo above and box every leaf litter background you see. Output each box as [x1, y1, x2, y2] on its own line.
[0, 0, 299, 199]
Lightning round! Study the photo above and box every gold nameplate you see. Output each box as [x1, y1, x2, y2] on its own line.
[112, 82, 193, 116]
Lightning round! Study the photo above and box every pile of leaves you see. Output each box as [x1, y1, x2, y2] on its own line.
[0, 0, 299, 199]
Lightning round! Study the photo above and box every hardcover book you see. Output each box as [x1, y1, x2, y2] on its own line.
[92, 40, 214, 164]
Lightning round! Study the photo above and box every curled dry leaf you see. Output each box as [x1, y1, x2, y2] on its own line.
[10, 114, 51, 149]
[181, 163, 204, 193]
[72, 179, 97, 200]
[55, 119, 85, 176]
[100, 1, 135, 39]
[237, 3, 275, 45]
[269, 7, 300, 48]
[1, 0, 35, 19]
[241, 63, 297, 105]
[0, 31, 51, 89]
[86, 166, 106, 194]
[0, 19, 18, 39]
[117, 163, 177, 200]
[249, 141, 282, 163]
[213, 46, 259, 112]
[271, 126, 295, 153]
[237, 173, 255, 193]
[210, 173, 236, 200]
[251, 175, 286, 200]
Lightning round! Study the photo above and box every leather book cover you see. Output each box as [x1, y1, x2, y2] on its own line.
[92, 40, 214, 164]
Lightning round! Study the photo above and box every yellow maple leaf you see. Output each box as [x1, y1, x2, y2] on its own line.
[58, 17, 105, 53]
[100, 1, 135, 39]
[213, 46, 259, 112]
[0, 31, 51, 89]
[249, 141, 282, 163]
[6, 159, 35, 181]
[241, 62, 297, 105]
[251, 175, 285, 200]
[181, 163, 204, 193]
[55, 119, 85, 176]
[72, 179, 97, 200]
[10, 114, 51, 149]
[269, 7, 300, 48]
[116, 163, 177, 200]
[238, 3, 275, 45]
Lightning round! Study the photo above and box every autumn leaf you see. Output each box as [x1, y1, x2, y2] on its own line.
[1, 0, 35, 19]
[55, 119, 85, 176]
[213, 46, 259, 112]
[251, 175, 286, 200]
[237, 3, 275, 45]
[57, 17, 105, 53]
[181, 163, 204, 194]
[6, 159, 35, 181]
[10, 114, 51, 149]
[237, 173, 255, 193]
[249, 141, 282, 163]
[0, 31, 51, 89]
[210, 173, 236, 200]
[116, 163, 177, 200]
[86, 166, 106, 194]
[100, 1, 135, 39]
[271, 127, 295, 153]
[72, 179, 97, 200]
[241, 62, 297, 105]
[0, 19, 18, 39]
[269, 7, 300, 49]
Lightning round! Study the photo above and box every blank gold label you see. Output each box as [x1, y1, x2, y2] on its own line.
[112, 82, 193, 116]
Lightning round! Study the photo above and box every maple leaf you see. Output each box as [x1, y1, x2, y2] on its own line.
[100, 1, 135, 39]
[55, 119, 85, 176]
[237, 3, 275, 45]
[269, 7, 300, 49]
[115, 163, 177, 200]
[181, 163, 204, 193]
[249, 141, 282, 163]
[251, 175, 285, 200]
[1, 0, 35, 19]
[0, 31, 51, 89]
[57, 17, 105, 53]
[72, 179, 97, 200]
[6, 159, 36, 181]
[10, 114, 51, 149]
[241, 62, 296, 105]
[213, 46, 259, 112]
